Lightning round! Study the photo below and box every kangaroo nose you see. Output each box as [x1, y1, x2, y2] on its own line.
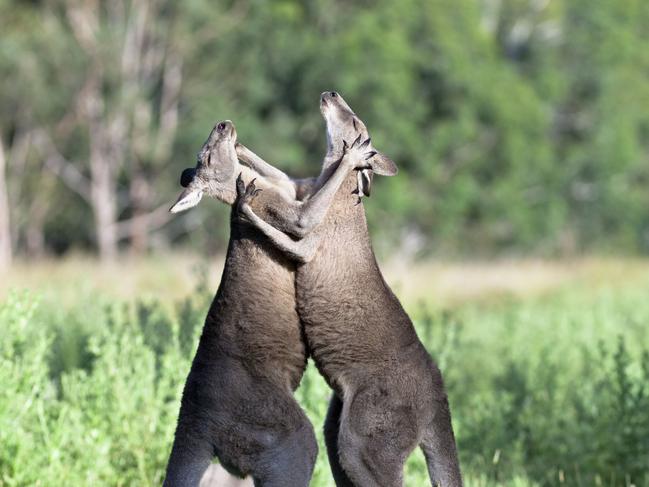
[321, 91, 338, 102]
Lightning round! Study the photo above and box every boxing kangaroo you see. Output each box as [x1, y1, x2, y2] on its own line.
[164, 119, 372, 487]
[236, 92, 463, 487]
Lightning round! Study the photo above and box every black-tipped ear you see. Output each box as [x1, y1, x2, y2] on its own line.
[180, 168, 196, 188]
[369, 152, 398, 176]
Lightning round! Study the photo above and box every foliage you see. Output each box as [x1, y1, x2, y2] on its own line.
[0, 0, 648, 258]
[1, 276, 649, 486]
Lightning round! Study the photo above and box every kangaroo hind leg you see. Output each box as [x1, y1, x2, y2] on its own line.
[336, 387, 418, 487]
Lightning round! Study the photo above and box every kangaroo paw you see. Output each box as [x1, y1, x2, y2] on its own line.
[235, 175, 263, 218]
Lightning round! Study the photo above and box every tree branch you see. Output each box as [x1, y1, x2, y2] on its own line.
[154, 52, 182, 162]
[33, 130, 92, 202]
[113, 202, 174, 241]
[64, 0, 99, 56]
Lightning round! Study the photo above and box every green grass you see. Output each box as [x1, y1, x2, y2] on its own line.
[1, 260, 649, 486]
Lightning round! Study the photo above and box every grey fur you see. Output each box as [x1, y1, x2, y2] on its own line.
[165, 121, 316, 487]
[236, 92, 463, 487]
[164, 119, 370, 487]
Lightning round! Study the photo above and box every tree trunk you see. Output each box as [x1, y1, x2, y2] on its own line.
[25, 199, 47, 258]
[129, 209, 149, 255]
[55, 0, 181, 260]
[91, 159, 118, 262]
[25, 222, 46, 258]
[80, 64, 123, 263]
[128, 174, 150, 255]
[0, 138, 12, 272]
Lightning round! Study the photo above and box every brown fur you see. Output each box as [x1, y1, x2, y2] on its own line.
[164, 119, 371, 487]
[236, 93, 463, 487]
[164, 121, 317, 487]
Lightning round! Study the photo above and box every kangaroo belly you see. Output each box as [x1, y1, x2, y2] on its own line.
[201, 236, 307, 390]
[295, 205, 417, 390]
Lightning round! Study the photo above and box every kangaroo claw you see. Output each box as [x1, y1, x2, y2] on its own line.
[244, 178, 262, 201]
[235, 176, 263, 219]
[236, 173, 245, 196]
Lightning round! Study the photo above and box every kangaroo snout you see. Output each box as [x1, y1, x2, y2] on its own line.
[216, 119, 237, 140]
[320, 91, 338, 106]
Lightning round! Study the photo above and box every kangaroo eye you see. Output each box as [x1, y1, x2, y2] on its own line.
[206, 153, 212, 165]
[352, 119, 358, 130]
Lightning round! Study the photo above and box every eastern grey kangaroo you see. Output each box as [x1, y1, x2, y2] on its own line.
[164, 120, 371, 487]
[236, 92, 463, 487]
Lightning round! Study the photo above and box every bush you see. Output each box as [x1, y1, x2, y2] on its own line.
[1, 281, 648, 486]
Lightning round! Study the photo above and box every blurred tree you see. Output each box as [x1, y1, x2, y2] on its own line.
[0, 1, 58, 263]
[559, 0, 649, 252]
[0, 0, 648, 260]
[0, 138, 10, 271]
[34, 0, 185, 261]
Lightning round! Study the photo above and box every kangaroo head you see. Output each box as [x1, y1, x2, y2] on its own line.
[170, 120, 240, 213]
[320, 91, 398, 188]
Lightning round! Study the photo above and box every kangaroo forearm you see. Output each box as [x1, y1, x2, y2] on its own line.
[263, 163, 348, 240]
[241, 205, 321, 263]
[236, 145, 358, 240]
[289, 159, 354, 238]
[235, 143, 294, 184]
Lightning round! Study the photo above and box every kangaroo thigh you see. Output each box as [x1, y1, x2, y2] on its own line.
[337, 384, 419, 487]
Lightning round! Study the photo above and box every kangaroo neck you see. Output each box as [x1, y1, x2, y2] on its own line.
[214, 165, 268, 206]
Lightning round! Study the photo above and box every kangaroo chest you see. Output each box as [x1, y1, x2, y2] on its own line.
[202, 211, 306, 390]
[294, 172, 393, 384]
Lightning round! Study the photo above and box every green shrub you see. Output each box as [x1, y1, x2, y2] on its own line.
[1, 281, 648, 486]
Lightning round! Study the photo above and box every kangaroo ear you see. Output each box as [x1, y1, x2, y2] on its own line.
[357, 169, 373, 197]
[169, 188, 203, 213]
[369, 152, 398, 176]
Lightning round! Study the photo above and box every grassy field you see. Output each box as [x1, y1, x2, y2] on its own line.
[2, 256, 649, 486]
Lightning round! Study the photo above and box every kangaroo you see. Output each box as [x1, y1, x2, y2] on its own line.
[235, 92, 463, 487]
[164, 119, 372, 487]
